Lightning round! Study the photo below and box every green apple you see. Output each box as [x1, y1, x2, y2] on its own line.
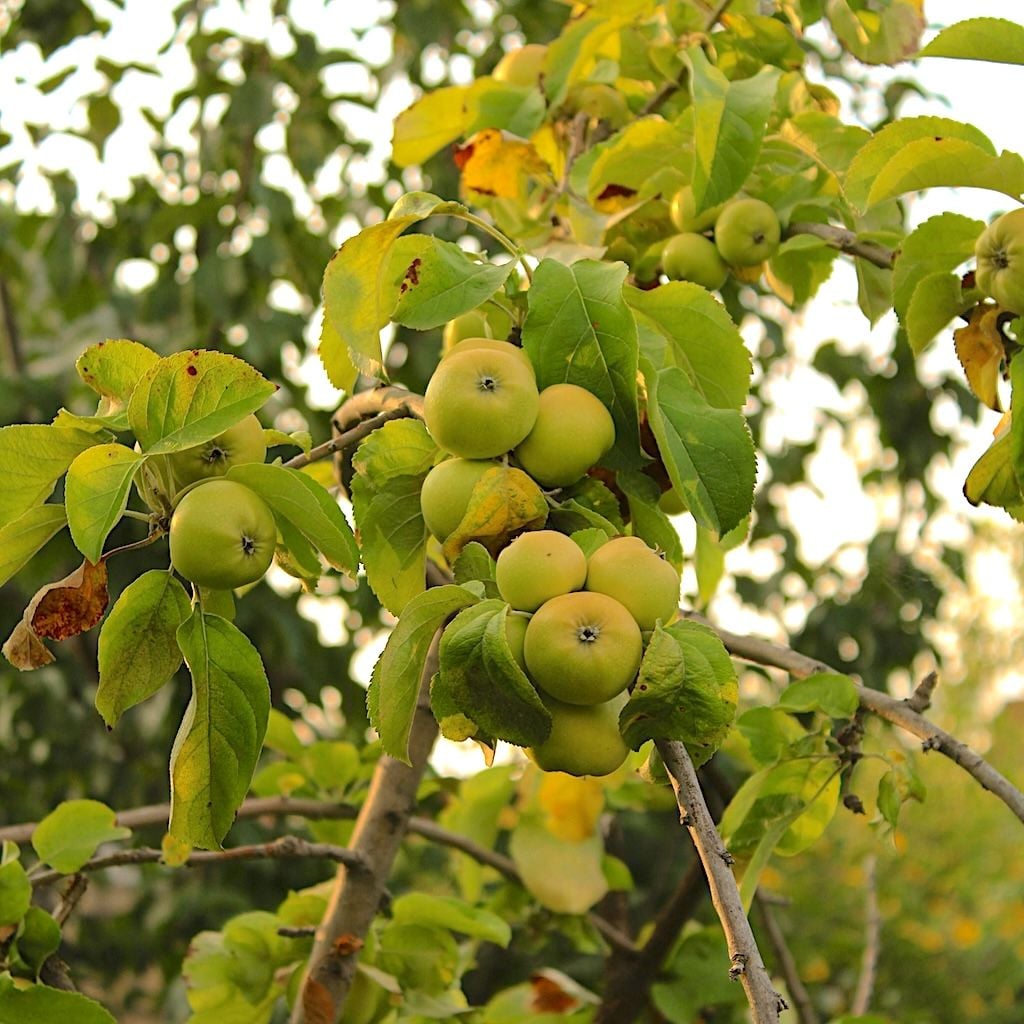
[493, 43, 547, 86]
[168, 414, 266, 489]
[669, 186, 724, 233]
[528, 690, 630, 777]
[714, 198, 781, 267]
[419, 458, 499, 542]
[661, 232, 729, 291]
[447, 338, 534, 379]
[658, 488, 687, 516]
[585, 535, 680, 631]
[975, 208, 1024, 313]
[514, 384, 615, 487]
[506, 610, 530, 673]
[496, 530, 587, 612]
[423, 346, 539, 459]
[442, 306, 514, 352]
[169, 478, 277, 590]
[524, 591, 642, 705]
[568, 83, 630, 127]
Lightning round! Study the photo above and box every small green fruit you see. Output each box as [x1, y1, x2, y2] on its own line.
[514, 384, 615, 487]
[168, 414, 266, 489]
[423, 346, 539, 459]
[975, 208, 1024, 313]
[669, 186, 724, 233]
[585, 536, 680, 631]
[420, 458, 498, 542]
[662, 232, 730, 291]
[442, 307, 514, 352]
[169, 479, 277, 590]
[447, 338, 533, 378]
[528, 690, 630, 777]
[524, 591, 642, 705]
[714, 198, 781, 266]
[658, 488, 687, 516]
[496, 530, 587, 612]
[493, 44, 547, 86]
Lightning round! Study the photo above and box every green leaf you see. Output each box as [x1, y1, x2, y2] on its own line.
[626, 282, 751, 409]
[522, 259, 642, 469]
[509, 819, 608, 914]
[128, 351, 275, 455]
[877, 770, 901, 827]
[644, 363, 756, 536]
[1008, 355, 1024, 493]
[392, 84, 472, 167]
[964, 430, 1021, 510]
[171, 611, 271, 849]
[686, 47, 780, 213]
[777, 673, 859, 718]
[892, 212, 984, 324]
[0, 424, 100, 523]
[452, 542, 500, 600]
[0, 985, 116, 1024]
[368, 585, 480, 762]
[826, 0, 924, 65]
[433, 602, 551, 748]
[543, 13, 620, 107]
[616, 472, 683, 572]
[905, 272, 970, 354]
[0, 505, 67, 588]
[14, 907, 62, 975]
[349, 419, 439, 615]
[64, 444, 144, 562]
[0, 850, 30, 926]
[917, 16, 1024, 65]
[767, 234, 838, 307]
[389, 235, 513, 331]
[570, 528, 609, 561]
[32, 800, 131, 873]
[652, 928, 745, 1021]
[586, 118, 692, 206]
[736, 707, 807, 766]
[226, 462, 358, 574]
[467, 78, 547, 139]
[75, 339, 159, 406]
[392, 893, 511, 947]
[96, 570, 192, 727]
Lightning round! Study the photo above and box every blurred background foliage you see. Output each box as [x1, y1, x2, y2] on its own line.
[0, 1, 1021, 1021]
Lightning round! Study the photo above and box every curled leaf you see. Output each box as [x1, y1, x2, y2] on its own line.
[954, 303, 1005, 411]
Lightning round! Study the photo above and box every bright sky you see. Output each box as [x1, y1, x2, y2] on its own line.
[1, 1, 1022, 766]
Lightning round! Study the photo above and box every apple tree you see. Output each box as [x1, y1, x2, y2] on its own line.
[1, 2, 1023, 1024]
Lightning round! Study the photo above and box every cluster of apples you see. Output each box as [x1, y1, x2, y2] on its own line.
[420, 335, 682, 776]
[136, 415, 278, 592]
[497, 531, 680, 777]
[974, 207, 1024, 314]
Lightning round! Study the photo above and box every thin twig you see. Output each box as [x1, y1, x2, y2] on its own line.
[677, 610, 1024, 827]
[786, 222, 896, 270]
[905, 671, 938, 713]
[657, 739, 786, 1024]
[285, 405, 416, 471]
[52, 873, 89, 926]
[30, 836, 368, 888]
[0, 275, 24, 377]
[851, 855, 880, 1015]
[756, 893, 820, 1024]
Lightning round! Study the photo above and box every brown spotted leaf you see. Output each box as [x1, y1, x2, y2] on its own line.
[442, 466, 548, 563]
[530, 973, 580, 1014]
[454, 128, 553, 199]
[31, 560, 109, 641]
[301, 977, 336, 1024]
[2, 621, 56, 671]
[954, 304, 1005, 411]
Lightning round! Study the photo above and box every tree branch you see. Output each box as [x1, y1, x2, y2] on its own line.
[29, 836, 367, 888]
[678, 610, 1024, 827]
[786, 222, 896, 270]
[0, 275, 24, 377]
[595, 860, 704, 1024]
[756, 893, 820, 1024]
[284, 405, 417, 471]
[656, 739, 786, 1024]
[850, 855, 881, 1016]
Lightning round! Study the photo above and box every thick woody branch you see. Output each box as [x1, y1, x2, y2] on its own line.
[756, 894, 820, 1024]
[678, 611, 1024, 827]
[786, 222, 896, 270]
[29, 836, 367, 888]
[656, 739, 786, 1024]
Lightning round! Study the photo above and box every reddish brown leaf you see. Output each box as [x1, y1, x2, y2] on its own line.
[530, 973, 579, 1014]
[302, 978, 337, 1024]
[597, 183, 637, 202]
[31, 560, 109, 641]
[2, 620, 56, 670]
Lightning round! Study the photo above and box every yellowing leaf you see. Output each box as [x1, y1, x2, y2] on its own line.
[392, 85, 472, 167]
[454, 129, 553, 199]
[442, 466, 548, 563]
[537, 774, 604, 842]
[954, 304, 1005, 411]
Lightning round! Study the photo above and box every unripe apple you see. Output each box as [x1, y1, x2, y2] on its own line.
[442, 307, 514, 352]
[524, 591, 642, 705]
[714, 198, 781, 266]
[506, 610, 530, 673]
[447, 338, 534, 379]
[585, 535, 680, 631]
[419, 458, 499, 542]
[975, 208, 1024, 313]
[169, 478, 277, 590]
[168, 414, 266, 489]
[658, 488, 687, 516]
[568, 83, 630, 127]
[514, 384, 615, 487]
[493, 43, 546, 87]
[528, 690, 630, 777]
[669, 186, 724, 233]
[423, 346, 539, 459]
[496, 530, 588, 612]
[662, 232, 730, 291]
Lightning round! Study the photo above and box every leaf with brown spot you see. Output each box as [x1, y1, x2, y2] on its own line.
[2, 620, 56, 670]
[442, 467, 548, 563]
[455, 128, 553, 200]
[301, 978, 337, 1024]
[31, 561, 109, 641]
[530, 973, 580, 1013]
[954, 303, 1005, 410]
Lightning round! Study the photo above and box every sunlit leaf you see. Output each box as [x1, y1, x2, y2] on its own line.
[32, 799, 131, 873]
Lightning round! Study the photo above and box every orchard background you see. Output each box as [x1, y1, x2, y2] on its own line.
[1, 1, 1024, 1023]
